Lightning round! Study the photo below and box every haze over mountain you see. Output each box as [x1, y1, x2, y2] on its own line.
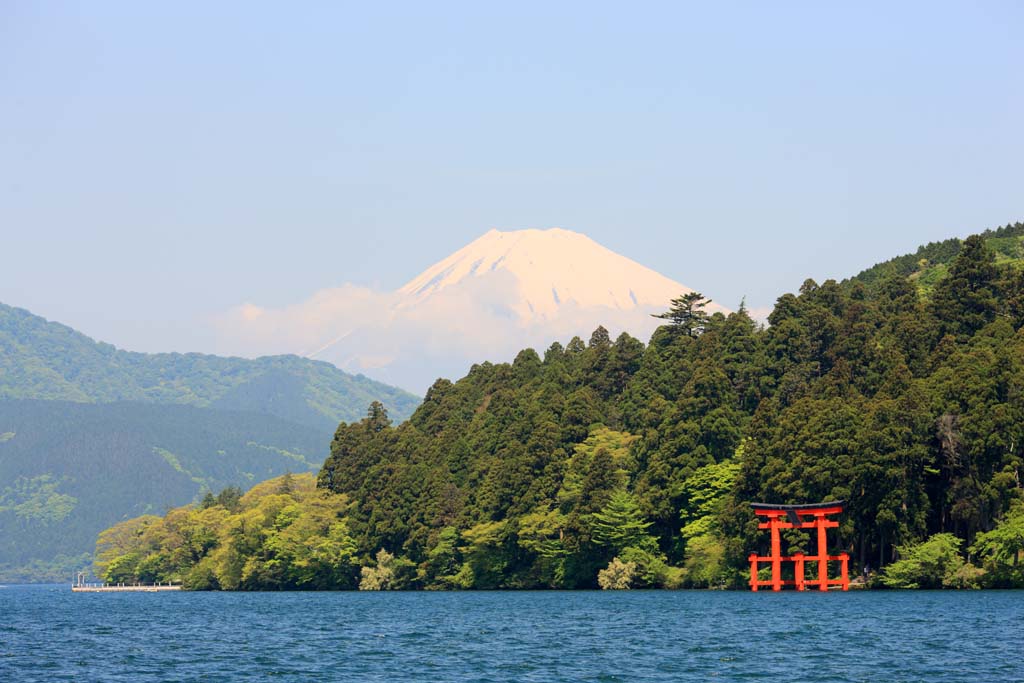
[0, 302, 419, 579]
[219, 228, 727, 392]
[0, 302, 418, 430]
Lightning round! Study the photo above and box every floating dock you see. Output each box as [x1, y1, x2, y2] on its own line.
[71, 583, 181, 592]
[71, 572, 181, 592]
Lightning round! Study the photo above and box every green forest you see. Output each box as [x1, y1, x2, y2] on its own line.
[0, 400, 329, 581]
[93, 223, 1024, 590]
[0, 300, 418, 581]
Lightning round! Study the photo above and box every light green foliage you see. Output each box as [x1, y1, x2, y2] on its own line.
[356, 548, 411, 593]
[619, 546, 683, 588]
[557, 428, 636, 507]
[92, 474, 359, 590]
[358, 548, 414, 590]
[419, 526, 465, 588]
[0, 431, 14, 442]
[245, 442, 319, 469]
[153, 448, 207, 488]
[676, 454, 739, 587]
[0, 475, 77, 524]
[359, 549, 396, 590]
[970, 503, 1024, 587]
[597, 557, 637, 589]
[679, 457, 740, 540]
[588, 491, 680, 587]
[682, 534, 729, 588]
[945, 562, 986, 589]
[590, 491, 657, 553]
[516, 506, 568, 586]
[458, 520, 512, 589]
[910, 262, 949, 298]
[880, 533, 970, 589]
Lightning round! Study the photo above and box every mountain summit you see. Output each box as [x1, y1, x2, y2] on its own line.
[221, 227, 726, 392]
[399, 228, 721, 323]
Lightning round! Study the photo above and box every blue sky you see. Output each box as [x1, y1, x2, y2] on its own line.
[1, 1, 1021, 354]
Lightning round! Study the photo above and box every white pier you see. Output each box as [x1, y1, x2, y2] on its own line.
[72, 572, 181, 592]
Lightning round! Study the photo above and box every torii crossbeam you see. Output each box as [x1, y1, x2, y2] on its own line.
[748, 501, 849, 592]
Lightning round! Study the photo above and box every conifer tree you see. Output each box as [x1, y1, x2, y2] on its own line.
[930, 235, 1000, 337]
[590, 490, 657, 552]
[652, 292, 712, 337]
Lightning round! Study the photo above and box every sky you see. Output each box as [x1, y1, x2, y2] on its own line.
[2, 1, 1022, 363]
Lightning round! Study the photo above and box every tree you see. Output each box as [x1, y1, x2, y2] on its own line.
[652, 292, 712, 337]
[366, 401, 392, 433]
[215, 486, 243, 512]
[93, 515, 161, 580]
[970, 503, 1024, 587]
[880, 533, 971, 589]
[597, 557, 637, 589]
[930, 235, 1000, 338]
[359, 549, 396, 590]
[679, 459, 741, 541]
[682, 534, 729, 588]
[590, 490, 657, 553]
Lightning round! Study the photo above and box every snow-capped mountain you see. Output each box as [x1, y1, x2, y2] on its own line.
[218, 228, 726, 393]
[398, 227, 723, 322]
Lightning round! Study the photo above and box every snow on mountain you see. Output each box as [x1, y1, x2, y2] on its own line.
[399, 227, 725, 321]
[218, 228, 727, 393]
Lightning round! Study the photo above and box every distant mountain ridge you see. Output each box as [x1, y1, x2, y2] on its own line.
[0, 300, 420, 580]
[0, 399, 327, 577]
[0, 301, 419, 430]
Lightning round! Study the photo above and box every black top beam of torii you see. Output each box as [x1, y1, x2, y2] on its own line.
[749, 500, 846, 526]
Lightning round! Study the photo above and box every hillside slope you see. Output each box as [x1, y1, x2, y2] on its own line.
[0, 301, 419, 430]
[0, 399, 327, 577]
[93, 223, 1024, 591]
[852, 221, 1023, 296]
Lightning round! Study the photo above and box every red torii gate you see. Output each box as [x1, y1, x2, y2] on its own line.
[748, 501, 849, 592]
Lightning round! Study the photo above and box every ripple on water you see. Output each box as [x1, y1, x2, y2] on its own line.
[0, 588, 1022, 682]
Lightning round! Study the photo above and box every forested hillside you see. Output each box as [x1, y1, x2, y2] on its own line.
[0, 302, 419, 430]
[0, 400, 327, 580]
[853, 221, 1023, 296]
[94, 228, 1024, 590]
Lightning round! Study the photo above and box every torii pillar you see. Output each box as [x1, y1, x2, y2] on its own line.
[748, 501, 849, 592]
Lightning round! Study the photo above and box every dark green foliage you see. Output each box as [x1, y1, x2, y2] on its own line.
[97, 220, 1024, 590]
[651, 292, 712, 337]
[311, 222, 1024, 589]
[930, 236, 1001, 338]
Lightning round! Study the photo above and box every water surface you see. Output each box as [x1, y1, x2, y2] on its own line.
[1, 586, 1022, 682]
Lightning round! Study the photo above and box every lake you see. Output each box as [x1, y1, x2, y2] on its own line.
[1, 585, 1022, 682]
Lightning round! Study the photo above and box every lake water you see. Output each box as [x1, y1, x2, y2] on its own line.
[1, 585, 1022, 682]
